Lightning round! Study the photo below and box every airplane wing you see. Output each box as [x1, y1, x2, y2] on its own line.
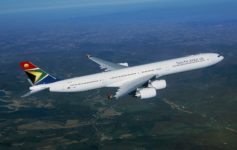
[87, 55, 127, 71]
[114, 75, 155, 99]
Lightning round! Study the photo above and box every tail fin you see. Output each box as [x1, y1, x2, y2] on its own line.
[19, 61, 57, 85]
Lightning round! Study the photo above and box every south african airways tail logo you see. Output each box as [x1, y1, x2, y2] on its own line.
[20, 62, 57, 85]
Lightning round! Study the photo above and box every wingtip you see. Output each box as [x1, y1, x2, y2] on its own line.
[86, 54, 91, 59]
[107, 93, 115, 100]
[21, 91, 31, 98]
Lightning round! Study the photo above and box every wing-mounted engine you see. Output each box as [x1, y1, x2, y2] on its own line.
[135, 88, 156, 99]
[118, 62, 128, 67]
[134, 80, 166, 99]
[148, 80, 166, 90]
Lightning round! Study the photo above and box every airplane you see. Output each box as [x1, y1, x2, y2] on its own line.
[19, 53, 224, 99]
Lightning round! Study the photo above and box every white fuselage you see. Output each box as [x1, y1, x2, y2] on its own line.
[32, 53, 223, 93]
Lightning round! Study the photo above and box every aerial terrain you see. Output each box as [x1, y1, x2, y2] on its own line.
[0, 0, 237, 149]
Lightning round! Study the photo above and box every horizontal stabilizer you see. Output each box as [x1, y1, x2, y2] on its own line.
[21, 87, 48, 98]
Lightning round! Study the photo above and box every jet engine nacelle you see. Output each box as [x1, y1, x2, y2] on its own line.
[135, 88, 157, 99]
[148, 80, 166, 90]
[118, 62, 128, 67]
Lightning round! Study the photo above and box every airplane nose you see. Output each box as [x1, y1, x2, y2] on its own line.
[218, 55, 224, 61]
[217, 55, 224, 62]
